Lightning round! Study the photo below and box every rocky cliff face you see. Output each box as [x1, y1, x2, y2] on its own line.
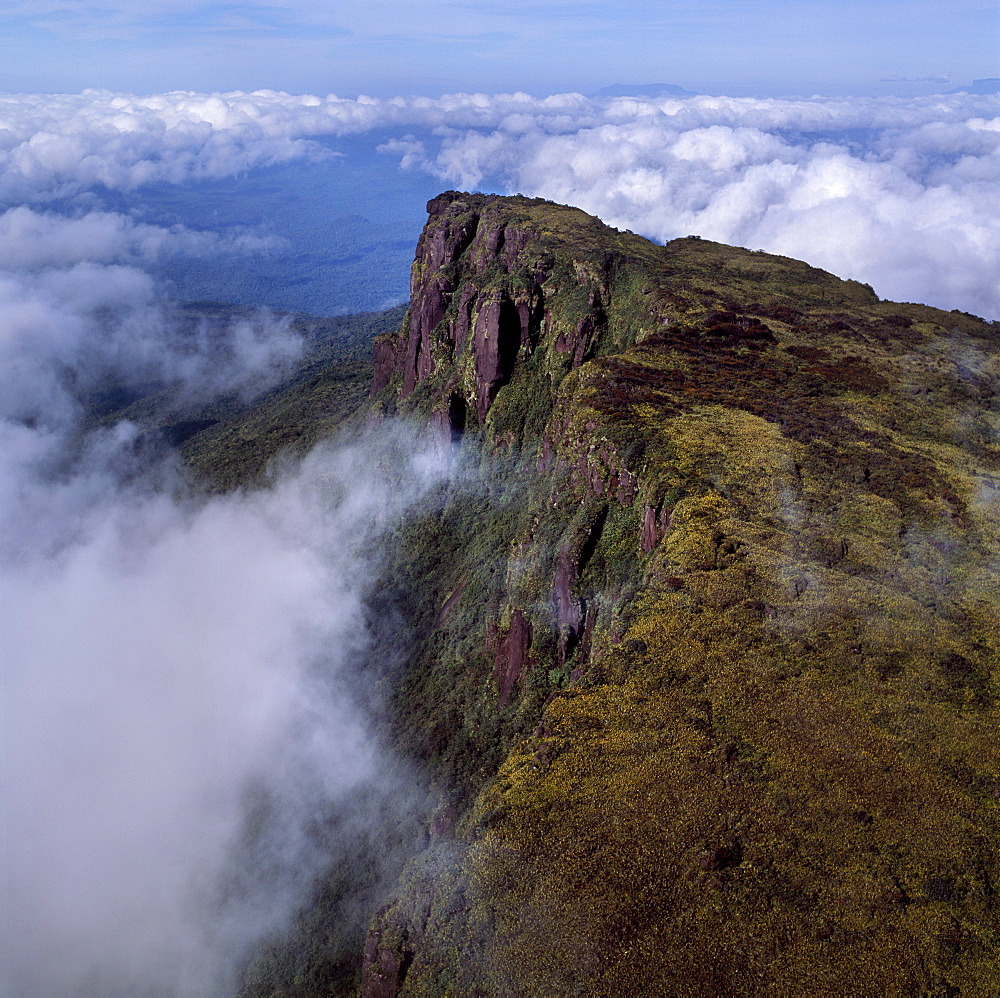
[362, 193, 1000, 996]
[372, 192, 661, 430]
[375, 194, 550, 415]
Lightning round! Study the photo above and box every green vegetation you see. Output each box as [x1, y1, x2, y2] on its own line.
[87, 302, 405, 493]
[181, 305, 406, 491]
[359, 193, 1000, 996]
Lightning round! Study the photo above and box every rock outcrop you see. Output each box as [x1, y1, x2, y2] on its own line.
[373, 192, 635, 429]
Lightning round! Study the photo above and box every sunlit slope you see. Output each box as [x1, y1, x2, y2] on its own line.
[361, 193, 1000, 996]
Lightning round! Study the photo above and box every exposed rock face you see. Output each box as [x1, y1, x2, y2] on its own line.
[552, 507, 608, 665]
[469, 292, 519, 419]
[492, 608, 532, 707]
[375, 192, 610, 425]
[372, 334, 397, 394]
[553, 548, 581, 640]
[360, 920, 415, 998]
[641, 502, 660, 552]
[641, 500, 672, 552]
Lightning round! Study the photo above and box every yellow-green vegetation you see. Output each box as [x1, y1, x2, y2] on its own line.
[382, 416, 1000, 991]
[402, 425, 1000, 992]
[361, 194, 1000, 996]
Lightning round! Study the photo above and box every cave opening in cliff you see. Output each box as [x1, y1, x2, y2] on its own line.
[579, 505, 608, 573]
[448, 392, 466, 442]
[496, 297, 522, 388]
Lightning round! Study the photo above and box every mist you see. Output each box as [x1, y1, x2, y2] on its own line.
[0, 193, 443, 995]
[3, 439, 444, 997]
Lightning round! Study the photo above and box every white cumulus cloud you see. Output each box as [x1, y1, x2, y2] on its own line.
[0, 148, 446, 994]
[3, 88, 996, 315]
[1, 435, 441, 997]
[412, 93, 1000, 317]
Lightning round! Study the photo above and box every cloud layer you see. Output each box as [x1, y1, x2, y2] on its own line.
[0, 184, 433, 996]
[0, 204, 293, 471]
[414, 92, 1000, 318]
[2, 437, 440, 997]
[0, 247, 443, 991]
[2, 88, 998, 316]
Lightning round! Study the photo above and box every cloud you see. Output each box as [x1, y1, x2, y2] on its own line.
[880, 74, 951, 84]
[2, 89, 998, 316]
[0, 91, 329, 200]
[0, 207, 306, 587]
[412, 92, 1000, 317]
[0, 205, 278, 268]
[1, 434, 441, 997]
[0, 159, 449, 995]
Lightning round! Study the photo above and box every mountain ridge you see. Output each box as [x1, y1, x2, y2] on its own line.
[350, 191, 1000, 996]
[173, 192, 1000, 995]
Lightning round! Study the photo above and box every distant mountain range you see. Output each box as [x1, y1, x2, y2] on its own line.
[593, 79, 1000, 98]
[948, 77, 1000, 94]
[591, 82, 697, 98]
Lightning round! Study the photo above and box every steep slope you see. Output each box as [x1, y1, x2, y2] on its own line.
[85, 302, 405, 493]
[359, 192, 1000, 995]
[181, 304, 405, 491]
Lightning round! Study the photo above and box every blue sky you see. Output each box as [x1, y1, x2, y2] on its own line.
[0, 0, 996, 96]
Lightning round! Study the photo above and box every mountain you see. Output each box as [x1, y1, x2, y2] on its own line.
[359, 193, 1000, 996]
[592, 83, 697, 98]
[188, 193, 1000, 994]
[948, 78, 1000, 95]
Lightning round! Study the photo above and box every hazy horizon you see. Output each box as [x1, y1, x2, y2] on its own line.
[2, 0, 996, 98]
